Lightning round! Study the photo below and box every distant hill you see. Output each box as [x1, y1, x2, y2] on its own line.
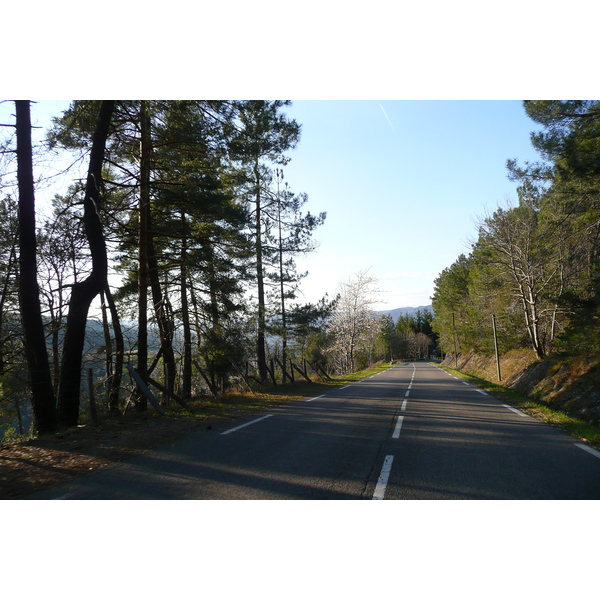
[377, 305, 433, 322]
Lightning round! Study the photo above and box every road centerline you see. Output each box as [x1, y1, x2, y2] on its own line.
[392, 416, 404, 439]
[372, 455, 394, 500]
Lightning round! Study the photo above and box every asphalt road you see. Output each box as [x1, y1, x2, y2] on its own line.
[27, 362, 600, 499]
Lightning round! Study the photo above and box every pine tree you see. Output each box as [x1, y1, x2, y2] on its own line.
[15, 101, 58, 434]
[227, 101, 301, 382]
[57, 100, 115, 428]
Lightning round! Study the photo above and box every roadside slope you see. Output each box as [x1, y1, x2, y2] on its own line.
[442, 349, 600, 427]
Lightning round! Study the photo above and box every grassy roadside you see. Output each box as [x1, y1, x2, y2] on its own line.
[436, 363, 600, 451]
[174, 362, 395, 424]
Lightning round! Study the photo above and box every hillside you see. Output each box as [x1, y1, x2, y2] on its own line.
[377, 305, 433, 322]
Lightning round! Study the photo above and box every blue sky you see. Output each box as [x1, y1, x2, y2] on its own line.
[281, 100, 545, 310]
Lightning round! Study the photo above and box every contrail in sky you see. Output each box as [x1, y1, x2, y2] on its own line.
[379, 103, 396, 134]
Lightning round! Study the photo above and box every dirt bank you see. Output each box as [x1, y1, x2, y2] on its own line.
[442, 349, 600, 427]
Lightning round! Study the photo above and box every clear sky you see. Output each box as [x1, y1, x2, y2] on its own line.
[281, 100, 545, 310]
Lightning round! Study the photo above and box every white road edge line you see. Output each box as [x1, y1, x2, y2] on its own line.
[372, 455, 394, 500]
[401, 398, 408, 411]
[392, 416, 404, 439]
[221, 414, 273, 435]
[340, 385, 351, 390]
[305, 394, 325, 402]
[574, 443, 600, 460]
[404, 390, 410, 397]
[501, 404, 527, 417]
[476, 389, 488, 396]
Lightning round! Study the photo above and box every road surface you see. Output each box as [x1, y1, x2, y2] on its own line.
[27, 362, 600, 499]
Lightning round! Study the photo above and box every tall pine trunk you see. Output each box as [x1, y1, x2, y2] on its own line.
[57, 100, 115, 428]
[100, 289, 113, 384]
[15, 100, 58, 434]
[206, 238, 223, 387]
[147, 214, 176, 401]
[136, 100, 150, 411]
[180, 212, 192, 400]
[0, 230, 18, 396]
[276, 184, 288, 382]
[254, 160, 268, 382]
[104, 285, 124, 413]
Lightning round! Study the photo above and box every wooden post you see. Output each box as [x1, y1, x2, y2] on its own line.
[229, 359, 255, 394]
[270, 358, 278, 383]
[88, 368, 99, 425]
[306, 359, 332, 381]
[274, 357, 292, 383]
[192, 360, 220, 399]
[265, 360, 277, 386]
[306, 359, 325, 381]
[126, 365, 166, 415]
[452, 311, 458, 369]
[291, 361, 312, 382]
[492, 314, 502, 382]
[147, 376, 191, 411]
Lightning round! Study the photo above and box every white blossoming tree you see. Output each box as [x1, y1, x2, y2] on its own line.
[326, 269, 381, 374]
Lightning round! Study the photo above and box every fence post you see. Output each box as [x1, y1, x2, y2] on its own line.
[492, 314, 502, 382]
[88, 368, 99, 424]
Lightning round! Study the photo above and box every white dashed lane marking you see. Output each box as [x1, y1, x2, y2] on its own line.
[392, 416, 404, 439]
[372, 455, 394, 500]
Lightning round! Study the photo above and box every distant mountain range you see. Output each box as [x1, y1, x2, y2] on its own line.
[377, 305, 433, 322]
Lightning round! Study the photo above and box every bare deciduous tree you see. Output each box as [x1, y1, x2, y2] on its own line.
[475, 199, 561, 360]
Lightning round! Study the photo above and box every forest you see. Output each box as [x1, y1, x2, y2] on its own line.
[432, 101, 600, 365]
[1, 100, 426, 440]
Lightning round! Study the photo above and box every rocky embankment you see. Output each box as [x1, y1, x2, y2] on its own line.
[442, 349, 600, 427]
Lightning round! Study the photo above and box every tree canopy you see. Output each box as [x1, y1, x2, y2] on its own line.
[433, 100, 600, 360]
[1, 100, 329, 436]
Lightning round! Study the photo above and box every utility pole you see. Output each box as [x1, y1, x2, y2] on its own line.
[492, 314, 502, 382]
[452, 311, 458, 369]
